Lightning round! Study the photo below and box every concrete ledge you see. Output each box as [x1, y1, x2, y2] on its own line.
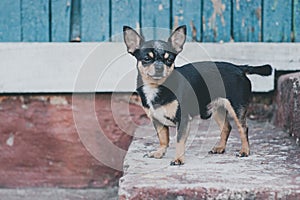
[1, 43, 300, 93]
[275, 72, 300, 142]
[119, 119, 300, 199]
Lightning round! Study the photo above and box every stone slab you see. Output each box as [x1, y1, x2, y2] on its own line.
[119, 118, 300, 199]
[276, 72, 300, 142]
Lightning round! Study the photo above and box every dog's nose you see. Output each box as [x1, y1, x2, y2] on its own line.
[154, 62, 164, 73]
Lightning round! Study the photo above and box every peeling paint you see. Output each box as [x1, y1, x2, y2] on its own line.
[173, 16, 179, 30]
[202, 16, 206, 32]
[209, 0, 226, 32]
[236, 0, 240, 11]
[271, 0, 279, 10]
[190, 20, 197, 41]
[158, 4, 163, 11]
[255, 7, 262, 21]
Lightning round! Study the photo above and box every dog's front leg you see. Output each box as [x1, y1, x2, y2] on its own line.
[170, 116, 190, 165]
[147, 119, 169, 159]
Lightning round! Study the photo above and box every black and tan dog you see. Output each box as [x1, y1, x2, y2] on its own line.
[123, 25, 272, 165]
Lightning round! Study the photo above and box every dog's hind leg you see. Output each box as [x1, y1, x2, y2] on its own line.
[224, 100, 250, 157]
[237, 107, 249, 154]
[209, 106, 232, 154]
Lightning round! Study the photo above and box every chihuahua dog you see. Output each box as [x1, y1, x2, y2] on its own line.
[123, 25, 272, 165]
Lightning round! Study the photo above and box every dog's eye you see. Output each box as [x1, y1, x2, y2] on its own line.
[167, 58, 174, 62]
[142, 56, 152, 63]
[165, 58, 174, 65]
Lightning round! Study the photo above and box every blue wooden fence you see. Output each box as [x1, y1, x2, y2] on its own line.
[0, 0, 299, 42]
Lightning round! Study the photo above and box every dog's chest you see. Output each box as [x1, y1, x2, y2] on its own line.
[142, 85, 178, 126]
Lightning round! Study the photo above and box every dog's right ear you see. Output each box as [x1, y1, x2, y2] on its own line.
[123, 26, 144, 54]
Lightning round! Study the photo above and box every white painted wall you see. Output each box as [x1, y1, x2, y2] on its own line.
[0, 43, 299, 93]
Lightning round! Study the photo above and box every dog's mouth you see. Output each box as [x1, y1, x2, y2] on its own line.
[148, 73, 165, 80]
[151, 75, 164, 80]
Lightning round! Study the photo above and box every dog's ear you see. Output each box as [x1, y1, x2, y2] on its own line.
[168, 25, 186, 53]
[123, 26, 144, 54]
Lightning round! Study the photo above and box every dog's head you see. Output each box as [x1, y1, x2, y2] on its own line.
[123, 26, 186, 85]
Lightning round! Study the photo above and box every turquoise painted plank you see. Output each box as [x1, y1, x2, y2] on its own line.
[0, 0, 21, 42]
[233, 0, 262, 42]
[51, 0, 72, 42]
[263, 0, 292, 42]
[21, 0, 50, 42]
[111, 0, 140, 42]
[172, 0, 201, 41]
[141, 0, 171, 40]
[294, 0, 300, 42]
[81, 0, 110, 42]
[202, 0, 231, 42]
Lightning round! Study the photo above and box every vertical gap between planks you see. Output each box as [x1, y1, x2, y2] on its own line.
[292, 0, 295, 42]
[109, 0, 112, 41]
[261, 0, 264, 42]
[48, 0, 52, 42]
[200, 0, 204, 42]
[20, 0, 23, 41]
[139, 0, 143, 36]
[169, 0, 173, 31]
[230, 0, 234, 41]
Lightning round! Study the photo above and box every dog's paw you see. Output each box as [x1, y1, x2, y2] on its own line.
[145, 147, 166, 159]
[236, 147, 250, 157]
[170, 158, 184, 166]
[209, 146, 226, 154]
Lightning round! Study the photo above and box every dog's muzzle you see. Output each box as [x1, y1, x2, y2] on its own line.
[151, 62, 165, 79]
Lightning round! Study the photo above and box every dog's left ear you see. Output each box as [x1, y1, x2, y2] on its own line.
[123, 26, 144, 54]
[168, 25, 187, 53]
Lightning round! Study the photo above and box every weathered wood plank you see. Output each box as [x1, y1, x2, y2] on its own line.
[202, 0, 231, 42]
[294, 0, 300, 42]
[233, 0, 262, 42]
[21, 0, 50, 41]
[51, 0, 72, 42]
[172, 0, 202, 41]
[111, 0, 140, 42]
[263, 0, 292, 42]
[81, 0, 110, 42]
[141, 0, 170, 40]
[0, 0, 21, 42]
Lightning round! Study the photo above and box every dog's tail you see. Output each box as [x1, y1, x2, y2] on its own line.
[239, 64, 272, 76]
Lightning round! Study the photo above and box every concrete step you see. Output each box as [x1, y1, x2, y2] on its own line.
[275, 72, 300, 142]
[119, 118, 300, 199]
[0, 187, 118, 200]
